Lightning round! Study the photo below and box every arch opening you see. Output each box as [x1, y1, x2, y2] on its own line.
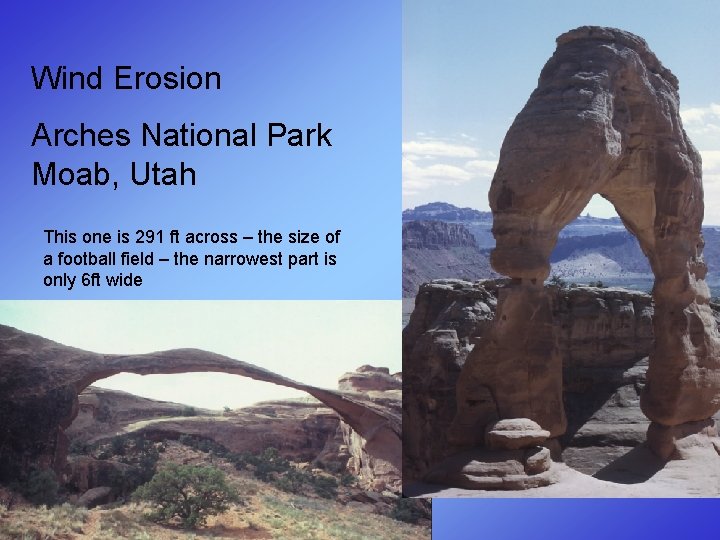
[548, 194, 652, 292]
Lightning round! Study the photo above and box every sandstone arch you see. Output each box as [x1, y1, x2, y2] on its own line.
[450, 26, 720, 458]
[0, 324, 400, 489]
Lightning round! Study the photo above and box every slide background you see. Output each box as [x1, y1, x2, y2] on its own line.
[1, 1, 400, 299]
[433, 499, 719, 538]
[5, 1, 720, 537]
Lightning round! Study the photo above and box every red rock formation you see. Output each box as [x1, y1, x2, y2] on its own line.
[453, 26, 720, 462]
[68, 389, 342, 462]
[338, 365, 401, 393]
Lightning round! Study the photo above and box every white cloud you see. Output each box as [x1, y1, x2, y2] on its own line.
[402, 138, 498, 197]
[681, 103, 720, 136]
[679, 105, 720, 192]
[700, 150, 720, 225]
[465, 159, 498, 176]
[681, 103, 720, 124]
[402, 140, 478, 158]
[703, 180, 720, 225]
[403, 157, 474, 195]
[701, 150, 720, 179]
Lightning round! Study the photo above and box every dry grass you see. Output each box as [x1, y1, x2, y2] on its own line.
[0, 444, 429, 540]
[253, 494, 427, 540]
[0, 503, 88, 539]
[1, 489, 428, 539]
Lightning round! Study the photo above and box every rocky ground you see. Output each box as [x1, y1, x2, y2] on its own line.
[407, 443, 720, 498]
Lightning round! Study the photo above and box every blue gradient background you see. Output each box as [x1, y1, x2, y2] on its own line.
[433, 499, 720, 538]
[2, 1, 400, 299]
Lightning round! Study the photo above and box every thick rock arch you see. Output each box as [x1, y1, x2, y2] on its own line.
[449, 27, 720, 458]
[0, 324, 400, 489]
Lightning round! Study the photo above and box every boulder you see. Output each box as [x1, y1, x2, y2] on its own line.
[338, 365, 401, 393]
[77, 486, 113, 508]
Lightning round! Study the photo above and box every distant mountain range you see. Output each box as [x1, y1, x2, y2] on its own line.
[403, 201, 624, 227]
[402, 202, 720, 297]
[402, 202, 493, 223]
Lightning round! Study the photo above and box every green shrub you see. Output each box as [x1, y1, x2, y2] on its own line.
[253, 448, 290, 481]
[68, 439, 89, 455]
[230, 451, 255, 471]
[172, 440, 341, 501]
[340, 473, 357, 487]
[110, 436, 126, 456]
[273, 468, 309, 494]
[272, 467, 337, 499]
[177, 434, 230, 458]
[314, 459, 344, 474]
[390, 498, 430, 524]
[95, 404, 112, 423]
[178, 434, 193, 446]
[20, 468, 59, 506]
[95, 435, 161, 497]
[310, 475, 337, 499]
[112, 452, 160, 497]
[133, 464, 240, 528]
[181, 406, 197, 417]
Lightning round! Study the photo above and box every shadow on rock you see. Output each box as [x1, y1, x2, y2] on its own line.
[592, 445, 665, 484]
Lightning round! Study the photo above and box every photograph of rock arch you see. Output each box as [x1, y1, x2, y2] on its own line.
[403, 3, 720, 497]
[0, 301, 430, 538]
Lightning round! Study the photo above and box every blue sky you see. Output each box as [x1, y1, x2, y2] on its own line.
[403, 0, 720, 223]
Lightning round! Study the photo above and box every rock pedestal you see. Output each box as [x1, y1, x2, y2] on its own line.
[425, 418, 557, 490]
[449, 284, 566, 446]
[485, 418, 551, 450]
[646, 419, 720, 460]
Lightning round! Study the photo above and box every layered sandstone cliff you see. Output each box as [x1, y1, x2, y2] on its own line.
[402, 221, 494, 296]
